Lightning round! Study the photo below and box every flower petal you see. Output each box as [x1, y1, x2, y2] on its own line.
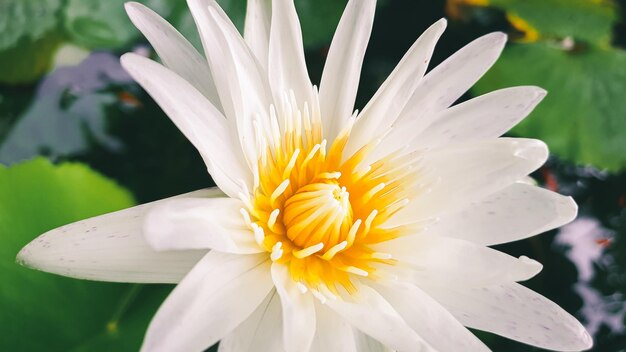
[218, 290, 284, 352]
[425, 282, 593, 351]
[124, 2, 222, 112]
[319, 0, 376, 141]
[353, 331, 391, 352]
[346, 19, 447, 158]
[389, 138, 549, 225]
[120, 53, 251, 198]
[244, 0, 272, 70]
[141, 251, 273, 352]
[430, 182, 578, 246]
[268, 0, 313, 109]
[16, 189, 221, 283]
[410, 86, 547, 149]
[374, 281, 490, 351]
[188, 0, 272, 168]
[374, 234, 542, 287]
[325, 284, 435, 352]
[271, 264, 316, 352]
[310, 303, 358, 352]
[373, 32, 508, 159]
[143, 197, 261, 254]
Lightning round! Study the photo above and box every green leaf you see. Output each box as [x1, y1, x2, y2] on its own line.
[488, 0, 617, 45]
[0, 0, 64, 84]
[0, 158, 170, 351]
[473, 43, 626, 172]
[0, 0, 62, 51]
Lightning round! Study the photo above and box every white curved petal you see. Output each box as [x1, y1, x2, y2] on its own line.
[271, 264, 316, 352]
[353, 331, 391, 352]
[389, 138, 549, 225]
[375, 235, 542, 287]
[346, 19, 447, 158]
[411, 86, 547, 149]
[325, 284, 435, 352]
[143, 197, 261, 254]
[310, 303, 358, 352]
[319, 0, 376, 141]
[430, 182, 578, 246]
[125, 2, 222, 112]
[425, 282, 593, 351]
[16, 189, 221, 283]
[268, 0, 313, 109]
[141, 252, 273, 352]
[120, 53, 251, 198]
[244, 0, 272, 70]
[188, 0, 272, 168]
[396, 31, 507, 127]
[219, 290, 285, 352]
[372, 32, 507, 159]
[374, 282, 490, 351]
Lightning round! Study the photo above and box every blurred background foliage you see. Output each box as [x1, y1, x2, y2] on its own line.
[0, 0, 625, 351]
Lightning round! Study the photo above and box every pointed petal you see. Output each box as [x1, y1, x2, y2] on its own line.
[346, 19, 447, 158]
[375, 282, 490, 351]
[125, 2, 222, 112]
[353, 331, 391, 352]
[326, 284, 435, 352]
[268, 0, 313, 109]
[244, 0, 272, 70]
[375, 235, 542, 287]
[271, 264, 316, 352]
[425, 282, 593, 351]
[310, 303, 358, 352]
[16, 189, 222, 283]
[141, 252, 273, 352]
[319, 0, 375, 141]
[430, 183, 578, 246]
[187, 0, 272, 167]
[219, 291, 284, 352]
[397, 32, 507, 127]
[120, 53, 251, 198]
[389, 138, 548, 224]
[143, 197, 261, 254]
[411, 86, 547, 148]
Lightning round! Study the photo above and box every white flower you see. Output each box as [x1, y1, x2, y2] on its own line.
[17, 0, 593, 351]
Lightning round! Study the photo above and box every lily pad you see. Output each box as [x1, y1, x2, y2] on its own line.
[0, 158, 169, 351]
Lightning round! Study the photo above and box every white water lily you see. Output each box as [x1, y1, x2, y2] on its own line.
[17, 0, 593, 351]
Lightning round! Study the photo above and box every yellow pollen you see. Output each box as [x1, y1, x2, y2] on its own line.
[246, 95, 418, 293]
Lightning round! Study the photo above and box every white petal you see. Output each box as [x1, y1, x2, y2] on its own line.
[425, 282, 593, 351]
[141, 252, 273, 352]
[268, 0, 313, 109]
[188, 0, 272, 168]
[120, 53, 251, 198]
[310, 303, 358, 352]
[411, 86, 547, 149]
[219, 290, 284, 352]
[143, 197, 261, 254]
[396, 32, 507, 128]
[125, 2, 222, 112]
[326, 284, 435, 352]
[318, 0, 375, 141]
[353, 331, 391, 352]
[389, 138, 548, 225]
[375, 235, 542, 287]
[346, 19, 447, 158]
[271, 264, 316, 352]
[374, 281, 490, 351]
[244, 0, 272, 70]
[430, 182, 578, 246]
[16, 189, 221, 283]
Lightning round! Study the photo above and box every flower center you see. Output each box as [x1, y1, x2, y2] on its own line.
[239, 92, 416, 295]
[283, 181, 353, 249]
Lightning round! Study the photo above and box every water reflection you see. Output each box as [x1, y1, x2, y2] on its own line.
[555, 217, 626, 336]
